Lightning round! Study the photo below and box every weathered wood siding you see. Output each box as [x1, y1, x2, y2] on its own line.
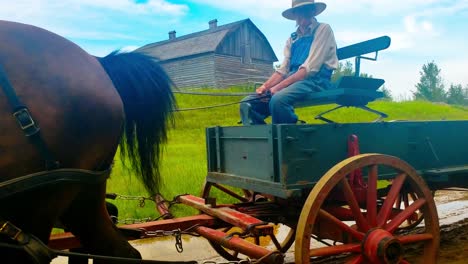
[146, 19, 277, 89]
[161, 54, 216, 89]
[163, 53, 274, 88]
[217, 22, 276, 63]
[214, 54, 274, 88]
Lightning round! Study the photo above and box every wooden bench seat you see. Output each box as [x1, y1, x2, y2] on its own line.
[297, 35, 391, 123]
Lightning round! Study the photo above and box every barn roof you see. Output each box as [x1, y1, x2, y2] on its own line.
[137, 19, 274, 61]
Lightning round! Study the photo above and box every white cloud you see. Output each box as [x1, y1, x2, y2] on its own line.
[440, 59, 468, 87]
[0, 0, 189, 50]
[76, 0, 188, 15]
[372, 59, 421, 100]
[119, 45, 140, 53]
[421, 21, 433, 32]
[0, 0, 188, 28]
[404, 16, 418, 33]
[190, 0, 428, 18]
[189, 0, 288, 19]
[190, 0, 450, 18]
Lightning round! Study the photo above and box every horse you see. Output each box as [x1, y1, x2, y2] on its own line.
[0, 20, 184, 263]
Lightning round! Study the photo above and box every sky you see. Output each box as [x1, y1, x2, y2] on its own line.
[1, 0, 467, 99]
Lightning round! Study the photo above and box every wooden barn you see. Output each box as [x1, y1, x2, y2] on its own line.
[137, 19, 278, 89]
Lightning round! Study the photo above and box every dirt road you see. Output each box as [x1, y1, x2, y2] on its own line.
[423, 190, 468, 264]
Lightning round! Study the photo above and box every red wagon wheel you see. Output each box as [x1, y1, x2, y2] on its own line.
[202, 181, 295, 261]
[388, 189, 426, 230]
[295, 153, 439, 264]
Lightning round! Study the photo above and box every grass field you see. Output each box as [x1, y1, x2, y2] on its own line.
[106, 88, 468, 222]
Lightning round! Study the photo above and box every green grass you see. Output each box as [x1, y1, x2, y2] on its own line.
[106, 88, 468, 221]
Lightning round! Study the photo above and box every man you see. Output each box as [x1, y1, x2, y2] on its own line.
[240, 0, 338, 125]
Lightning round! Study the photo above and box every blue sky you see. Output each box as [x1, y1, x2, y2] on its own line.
[2, 0, 467, 99]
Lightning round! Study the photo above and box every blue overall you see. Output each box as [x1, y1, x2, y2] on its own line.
[240, 28, 333, 125]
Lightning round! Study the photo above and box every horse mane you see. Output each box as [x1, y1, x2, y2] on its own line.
[98, 51, 176, 195]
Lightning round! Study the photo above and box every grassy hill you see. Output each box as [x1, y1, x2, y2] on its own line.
[106, 89, 468, 221]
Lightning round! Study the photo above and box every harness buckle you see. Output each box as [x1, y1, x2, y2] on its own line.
[0, 221, 23, 241]
[13, 108, 40, 136]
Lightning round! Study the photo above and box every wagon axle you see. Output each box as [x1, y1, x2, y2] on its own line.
[362, 228, 403, 264]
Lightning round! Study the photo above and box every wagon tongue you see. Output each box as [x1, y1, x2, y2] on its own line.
[178, 194, 273, 236]
[177, 195, 284, 264]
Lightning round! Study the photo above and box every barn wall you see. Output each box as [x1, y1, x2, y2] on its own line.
[214, 54, 274, 88]
[248, 26, 277, 62]
[161, 54, 216, 89]
[155, 20, 277, 89]
[217, 22, 277, 63]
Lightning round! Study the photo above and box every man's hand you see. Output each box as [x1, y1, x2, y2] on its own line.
[270, 85, 283, 95]
[256, 85, 268, 95]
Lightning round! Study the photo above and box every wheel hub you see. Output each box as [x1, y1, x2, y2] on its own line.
[362, 228, 403, 264]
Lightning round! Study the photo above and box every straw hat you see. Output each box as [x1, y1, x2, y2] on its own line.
[282, 0, 327, 20]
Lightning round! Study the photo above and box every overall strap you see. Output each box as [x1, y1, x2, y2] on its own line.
[0, 64, 60, 170]
[289, 23, 321, 73]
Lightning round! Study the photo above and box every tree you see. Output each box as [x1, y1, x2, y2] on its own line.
[465, 85, 468, 104]
[331, 61, 353, 82]
[446, 84, 466, 105]
[413, 61, 446, 102]
[331, 61, 393, 101]
[378, 85, 393, 101]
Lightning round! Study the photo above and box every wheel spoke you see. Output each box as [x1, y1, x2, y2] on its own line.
[402, 193, 413, 226]
[269, 234, 283, 251]
[366, 164, 378, 227]
[385, 198, 426, 233]
[398, 233, 434, 244]
[395, 194, 402, 210]
[318, 209, 365, 240]
[310, 243, 361, 257]
[403, 193, 410, 211]
[340, 178, 370, 232]
[377, 173, 407, 227]
[409, 192, 418, 201]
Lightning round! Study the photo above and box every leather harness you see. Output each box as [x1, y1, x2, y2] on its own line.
[0, 64, 148, 263]
[0, 62, 196, 264]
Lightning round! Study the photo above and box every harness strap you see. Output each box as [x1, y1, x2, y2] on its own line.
[0, 220, 57, 264]
[0, 220, 197, 264]
[0, 64, 60, 170]
[0, 168, 111, 200]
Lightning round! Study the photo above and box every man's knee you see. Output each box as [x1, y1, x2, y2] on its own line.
[239, 102, 252, 125]
[269, 93, 290, 110]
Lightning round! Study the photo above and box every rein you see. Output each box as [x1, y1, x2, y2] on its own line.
[174, 91, 271, 112]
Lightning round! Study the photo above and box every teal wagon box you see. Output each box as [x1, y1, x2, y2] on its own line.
[205, 121, 468, 199]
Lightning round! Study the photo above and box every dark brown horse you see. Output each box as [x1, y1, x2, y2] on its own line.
[0, 20, 178, 263]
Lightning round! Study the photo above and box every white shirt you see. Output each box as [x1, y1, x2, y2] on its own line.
[276, 21, 338, 77]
